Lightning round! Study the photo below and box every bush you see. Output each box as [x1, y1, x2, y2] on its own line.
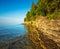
[48, 12, 60, 20]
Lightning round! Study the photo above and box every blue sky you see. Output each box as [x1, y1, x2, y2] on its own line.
[0, 0, 37, 25]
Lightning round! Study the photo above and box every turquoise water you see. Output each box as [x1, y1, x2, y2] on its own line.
[0, 24, 27, 42]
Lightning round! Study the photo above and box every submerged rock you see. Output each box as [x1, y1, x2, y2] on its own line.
[0, 35, 33, 49]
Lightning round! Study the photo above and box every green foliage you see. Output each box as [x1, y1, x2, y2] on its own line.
[30, 2, 37, 16]
[47, 0, 60, 14]
[37, 0, 48, 16]
[48, 12, 60, 20]
[25, 2, 36, 21]
[24, 0, 60, 21]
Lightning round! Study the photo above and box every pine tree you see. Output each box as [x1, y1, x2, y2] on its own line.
[30, 2, 37, 16]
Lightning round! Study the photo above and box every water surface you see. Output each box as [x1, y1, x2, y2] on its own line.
[0, 24, 27, 42]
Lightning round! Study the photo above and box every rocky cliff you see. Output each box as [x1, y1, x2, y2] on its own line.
[25, 16, 60, 49]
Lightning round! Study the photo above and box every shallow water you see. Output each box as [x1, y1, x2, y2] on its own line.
[0, 24, 27, 42]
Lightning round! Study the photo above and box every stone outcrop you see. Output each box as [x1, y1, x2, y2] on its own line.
[25, 16, 60, 49]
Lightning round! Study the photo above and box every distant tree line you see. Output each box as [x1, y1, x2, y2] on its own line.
[24, 0, 60, 21]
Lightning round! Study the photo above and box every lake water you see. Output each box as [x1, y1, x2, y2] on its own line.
[0, 24, 27, 42]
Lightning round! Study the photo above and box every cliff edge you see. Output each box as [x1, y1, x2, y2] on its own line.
[25, 16, 60, 49]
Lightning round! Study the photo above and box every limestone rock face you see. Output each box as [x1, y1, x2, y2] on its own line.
[25, 17, 60, 49]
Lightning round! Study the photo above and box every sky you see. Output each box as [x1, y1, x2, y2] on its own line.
[0, 0, 37, 25]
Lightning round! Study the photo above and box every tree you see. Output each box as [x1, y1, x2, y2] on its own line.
[30, 2, 37, 16]
[24, 0, 60, 21]
[36, 0, 48, 16]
